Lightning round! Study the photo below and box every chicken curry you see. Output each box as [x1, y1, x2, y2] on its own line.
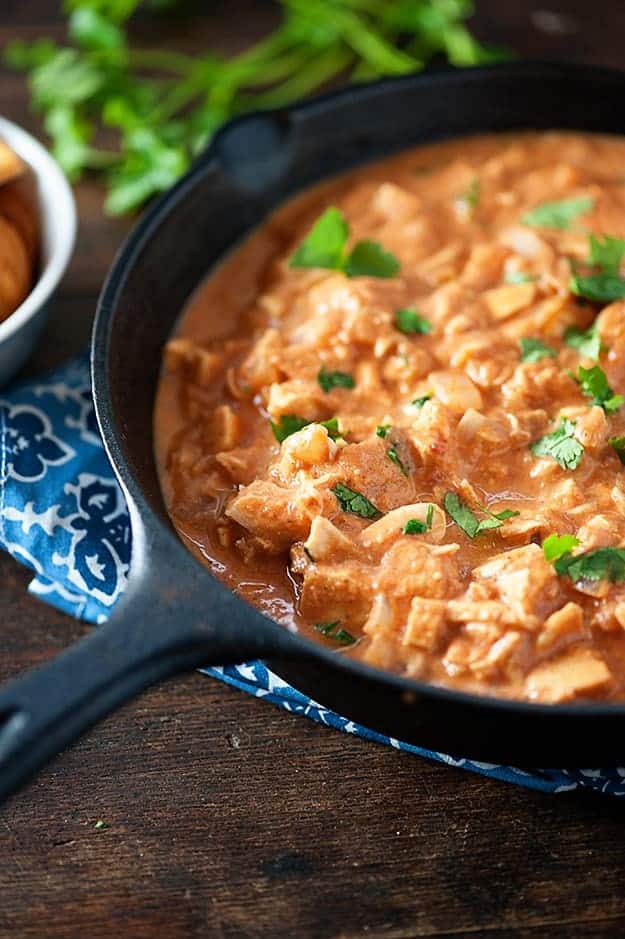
[155, 131, 625, 704]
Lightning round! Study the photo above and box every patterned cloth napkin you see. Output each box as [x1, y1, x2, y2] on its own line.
[2, 353, 625, 797]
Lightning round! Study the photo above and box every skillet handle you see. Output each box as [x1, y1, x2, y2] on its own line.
[0, 573, 286, 804]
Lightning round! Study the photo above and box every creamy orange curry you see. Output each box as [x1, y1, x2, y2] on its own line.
[156, 131, 625, 704]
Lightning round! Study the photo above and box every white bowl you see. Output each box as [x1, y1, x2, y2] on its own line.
[0, 115, 77, 386]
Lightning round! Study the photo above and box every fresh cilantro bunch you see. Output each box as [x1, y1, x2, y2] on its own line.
[4, 0, 505, 214]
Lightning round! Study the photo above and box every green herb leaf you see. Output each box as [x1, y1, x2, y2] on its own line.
[394, 308, 432, 335]
[403, 504, 434, 535]
[317, 366, 355, 393]
[505, 271, 538, 284]
[564, 322, 602, 360]
[94, 819, 107, 830]
[531, 418, 584, 470]
[332, 482, 382, 519]
[609, 436, 625, 465]
[411, 394, 432, 408]
[443, 492, 518, 538]
[375, 424, 391, 438]
[270, 414, 341, 443]
[290, 206, 348, 271]
[542, 533, 581, 563]
[314, 621, 356, 645]
[69, 8, 125, 51]
[387, 446, 408, 476]
[270, 414, 310, 443]
[555, 547, 625, 583]
[344, 240, 400, 279]
[519, 337, 557, 363]
[589, 234, 625, 274]
[456, 177, 480, 212]
[522, 196, 594, 230]
[570, 272, 625, 303]
[576, 365, 623, 413]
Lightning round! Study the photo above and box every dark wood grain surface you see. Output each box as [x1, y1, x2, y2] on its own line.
[2, 3, 625, 937]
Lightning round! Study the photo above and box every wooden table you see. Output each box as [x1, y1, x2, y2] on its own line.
[2, 3, 625, 937]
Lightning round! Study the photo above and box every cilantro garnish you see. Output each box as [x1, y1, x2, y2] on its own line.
[564, 322, 602, 360]
[456, 177, 480, 213]
[94, 819, 107, 831]
[575, 365, 623, 413]
[290, 207, 399, 279]
[542, 533, 581, 563]
[530, 418, 584, 470]
[554, 547, 625, 584]
[387, 446, 408, 476]
[375, 424, 391, 438]
[394, 308, 432, 335]
[589, 234, 625, 274]
[411, 394, 432, 408]
[570, 273, 625, 303]
[317, 366, 355, 393]
[314, 621, 356, 646]
[505, 271, 538, 284]
[443, 492, 519, 538]
[403, 504, 434, 535]
[522, 196, 594, 230]
[609, 436, 625, 465]
[332, 482, 381, 519]
[519, 337, 557, 363]
[270, 414, 341, 444]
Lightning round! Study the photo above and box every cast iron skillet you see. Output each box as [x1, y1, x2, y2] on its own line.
[2, 61, 625, 802]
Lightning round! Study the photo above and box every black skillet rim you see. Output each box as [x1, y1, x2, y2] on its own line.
[92, 59, 625, 722]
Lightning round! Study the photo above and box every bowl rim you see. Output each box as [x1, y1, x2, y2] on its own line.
[0, 115, 77, 344]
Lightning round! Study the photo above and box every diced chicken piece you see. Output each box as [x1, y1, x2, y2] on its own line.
[205, 404, 240, 451]
[573, 406, 608, 451]
[447, 599, 524, 628]
[376, 540, 458, 601]
[537, 602, 586, 652]
[577, 514, 621, 550]
[303, 516, 359, 563]
[526, 648, 611, 703]
[597, 300, 625, 345]
[474, 543, 562, 624]
[483, 282, 536, 321]
[239, 328, 284, 390]
[165, 338, 222, 387]
[336, 438, 415, 514]
[226, 480, 313, 552]
[408, 399, 454, 465]
[498, 226, 556, 265]
[371, 182, 421, 221]
[460, 243, 509, 290]
[428, 370, 483, 413]
[278, 424, 337, 474]
[216, 440, 272, 485]
[403, 598, 447, 651]
[266, 379, 325, 421]
[360, 502, 446, 551]
[300, 561, 374, 628]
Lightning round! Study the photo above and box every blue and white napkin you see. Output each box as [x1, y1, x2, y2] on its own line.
[2, 353, 625, 796]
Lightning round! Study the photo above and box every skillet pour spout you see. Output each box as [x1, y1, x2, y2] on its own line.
[4, 63, 625, 802]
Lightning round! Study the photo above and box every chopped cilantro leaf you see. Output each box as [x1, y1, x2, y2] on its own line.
[531, 418, 584, 470]
[387, 446, 408, 476]
[443, 492, 519, 539]
[289, 207, 348, 271]
[564, 322, 602, 360]
[332, 482, 381, 519]
[394, 308, 432, 335]
[94, 819, 107, 830]
[376, 424, 391, 438]
[456, 177, 480, 212]
[290, 207, 399, 279]
[555, 547, 625, 583]
[411, 394, 432, 408]
[576, 365, 623, 413]
[271, 414, 341, 444]
[519, 337, 557, 363]
[589, 234, 625, 274]
[570, 272, 625, 303]
[522, 196, 594, 230]
[314, 621, 356, 645]
[505, 271, 538, 284]
[270, 414, 309, 443]
[344, 240, 400, 279]
[542, 533, 581, 563]
[610, 436, 625, 465]
[403, 504, 434, 535]
[317, 366, 355, 393]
